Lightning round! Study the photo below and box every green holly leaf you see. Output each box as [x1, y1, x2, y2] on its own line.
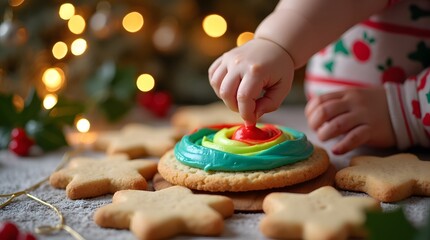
[86, 62, 137, 122]
[25, 120, 68, 151]
[46, 97, 85, 126]
[334, 39, 349, 55]
[386, 58, 393, 67]
[0, 127, 12, 150]
[323, 59, 335, 73]
[408, 41, 430, 68]
[86, 61, 116, 101]
[112, 67, 137, 101]
[366, 208, 417, 240]
[99, 97, 133, 122]
[0, 93, 18, 127]
[18, 88, 42, 126]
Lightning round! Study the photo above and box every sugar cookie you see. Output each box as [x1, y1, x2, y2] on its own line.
[158, 146, 329, 192]
[260, 186, 380, 240]
[94, 186, 234, 240]
[335, 153, 430, 202]
[49, 155, 158, 199]
[93, 124, 179, 158]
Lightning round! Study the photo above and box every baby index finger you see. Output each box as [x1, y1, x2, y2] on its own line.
[237, 74, 264, 124]
[305, 91, 345, 116]
[219, 71, 242, 112]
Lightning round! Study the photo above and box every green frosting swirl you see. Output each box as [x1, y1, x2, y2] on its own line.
[174, 125, 314, 172]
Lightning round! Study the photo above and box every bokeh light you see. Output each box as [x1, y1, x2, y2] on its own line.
[236, 32, 254, 46]
[12, 94, 24, 111]
[59, 3, 75, 20]
[43, 94, 58, 110]
[9, 0, 24, 7]
[52, 41, 68, 59]
[68, 15, 86, 34]
[42, 68, 65, 92]
[136, 74, 155, 92]
[122, 12, 144, 33]
[76, 118, 90, 133]
[202, 14, 227, 38]
[70, 38, 87, 56]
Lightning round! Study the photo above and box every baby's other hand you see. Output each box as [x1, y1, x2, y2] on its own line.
[208, 38, 294, 125]
[305, 87, 396, 154]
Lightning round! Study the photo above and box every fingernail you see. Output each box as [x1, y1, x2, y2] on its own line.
[332, 148, 342, 155]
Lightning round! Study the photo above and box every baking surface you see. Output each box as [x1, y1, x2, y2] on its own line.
[1, 106, 429, 240]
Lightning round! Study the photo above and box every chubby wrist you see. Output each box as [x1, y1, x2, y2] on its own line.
[254, 37, 296, 68]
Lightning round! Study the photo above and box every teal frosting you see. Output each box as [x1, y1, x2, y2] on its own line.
[174, 126, 314, 172]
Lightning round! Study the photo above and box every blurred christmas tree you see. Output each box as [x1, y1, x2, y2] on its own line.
[0, 0, 304, 123]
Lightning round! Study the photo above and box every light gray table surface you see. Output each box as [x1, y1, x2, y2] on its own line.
[1, 105, 429, 240]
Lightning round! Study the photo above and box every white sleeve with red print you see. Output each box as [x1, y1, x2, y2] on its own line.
[385, 68, 430, 149]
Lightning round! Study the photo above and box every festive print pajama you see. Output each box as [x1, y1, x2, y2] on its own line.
[305, 0, 430, 149]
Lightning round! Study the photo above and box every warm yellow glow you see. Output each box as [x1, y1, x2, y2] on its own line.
[136, 74, 155, 92]
[52, 41, 68, 59]
[43, 94, 58, 110]
[122, 12, 144, 33]
[236, 32, 254, 46]
[59, 3, 75, 20]
[68, 15, 86, 34]
[76, 118, 90, 133]
[202, 14, 227, 38]
[9, 0, 24, 7]
[70, 38, 87, 56]
[12, 95, 24, 111]
[42, 68, 65, 92]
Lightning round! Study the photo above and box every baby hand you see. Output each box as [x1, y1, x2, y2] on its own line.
[208, 38, 295, 125]
[305, 87, 396, 154]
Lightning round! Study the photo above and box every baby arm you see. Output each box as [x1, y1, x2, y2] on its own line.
[306, 68, 430, 154]
[209, 0, 389, 125]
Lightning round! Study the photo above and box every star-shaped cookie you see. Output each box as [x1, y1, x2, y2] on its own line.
[49, 155, 158, 199]
[260, 186, 380, 240]
[93, 124, 179, 158]
[335, 153, 430, 202]
[94, 186, 234, 240]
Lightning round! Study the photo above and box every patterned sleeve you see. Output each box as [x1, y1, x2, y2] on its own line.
[384, 68, 430, 149]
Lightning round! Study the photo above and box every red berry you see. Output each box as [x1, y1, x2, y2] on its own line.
[10, 128, 27, 141]
[8, 138, 33, 156]
[381, 66, 406, 84]
[423, 113, 430, 126]
[18, 232, 37, 240]
[149, 91, 172, 117]
[0, 221, 19, 240]
[137, 92, 155, 108]
[352, 40, 371, 62]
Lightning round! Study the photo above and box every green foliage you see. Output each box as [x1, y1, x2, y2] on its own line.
[0, 89, 84, 151]
[86, 61, 137, 122]
[365, 208, 430, 240]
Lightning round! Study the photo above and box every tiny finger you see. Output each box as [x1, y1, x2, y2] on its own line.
[209, 66, 228, 98]
[255, 78, 291, 117]
[307, 99, 349, 131]
[316, 112, 359, 141]
[305, 91, 345, 117]
[219, 71, 242, 112]
[332, 124, 370, 155]
[209, 57, 223, 80]
[237, 73, 264, 124]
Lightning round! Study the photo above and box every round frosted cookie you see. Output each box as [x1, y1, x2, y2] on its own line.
[158, 146, 330, 192]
